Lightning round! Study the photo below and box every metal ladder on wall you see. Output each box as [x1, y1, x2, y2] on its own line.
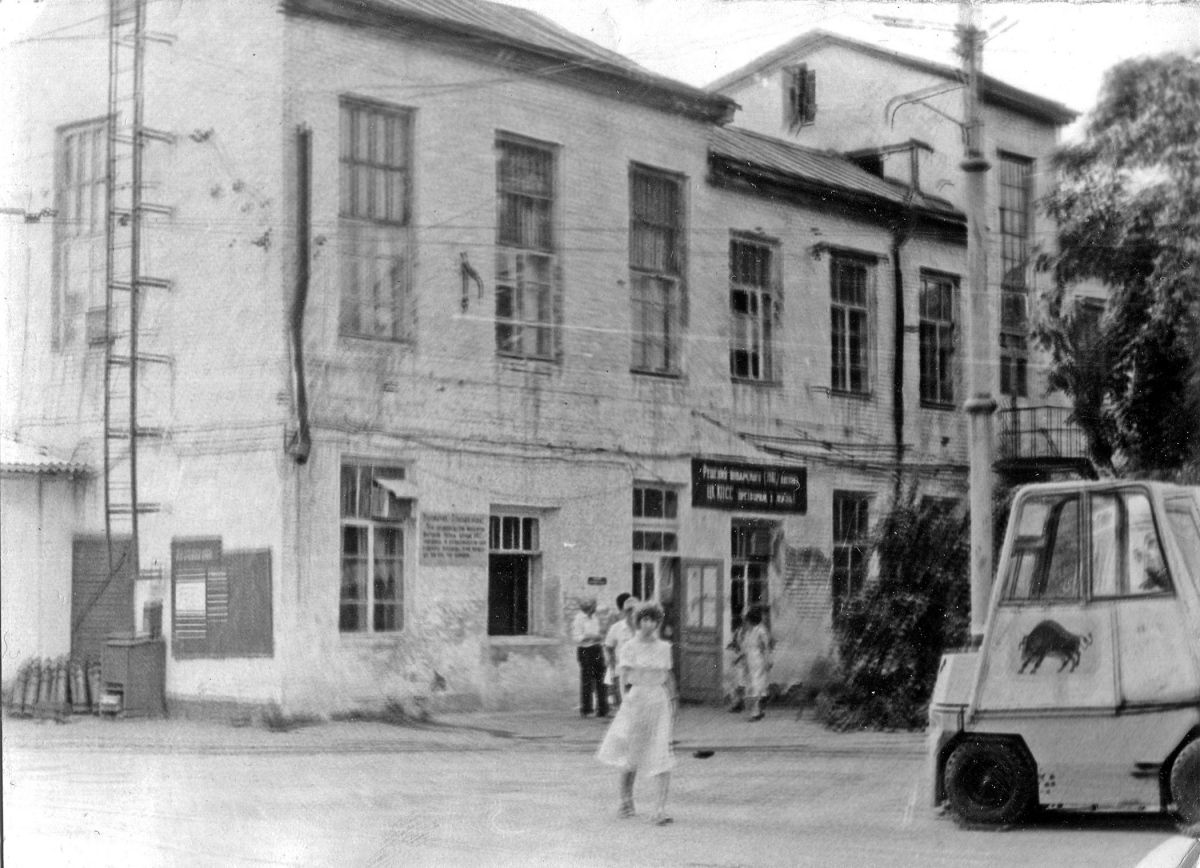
[104, 0, 174, 578]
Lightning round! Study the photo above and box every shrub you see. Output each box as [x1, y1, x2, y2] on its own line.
[823, 486, 970, 731]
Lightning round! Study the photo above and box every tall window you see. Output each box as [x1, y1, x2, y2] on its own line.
[830, 254, 871, 394]
[496, 135, 557, 360]
[999, 153, 1033, 398]
[784, 64, 817, 130]
[731, 522, 774, 632]
[832, 492, 870, 620]
[339, 98, 412, 341]
[730, 237, 777, 382]
[919, 272, 957, 406]
[632, 484, 679, 601]
[54, 119, 108, 351]
[340, 462, 407, 633]
[488, 514, 541, 636]
[630, 166, 684, 375]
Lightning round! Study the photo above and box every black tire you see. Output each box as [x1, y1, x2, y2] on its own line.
[1170, 741, 1200, 825]
[944, 740, 1037, 825]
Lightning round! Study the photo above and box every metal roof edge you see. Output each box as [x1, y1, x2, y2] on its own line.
[283, 0, 737, 123]
[707, 29, 1077, 125]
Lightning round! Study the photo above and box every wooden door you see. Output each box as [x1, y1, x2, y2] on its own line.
[71, 536, 135, 665]
[678, 559, 722, 703]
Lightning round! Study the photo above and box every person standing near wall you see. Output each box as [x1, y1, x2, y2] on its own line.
[604, 593, 639, 709]
[571, 597, 608, 718]
[740, 607, 773, 721]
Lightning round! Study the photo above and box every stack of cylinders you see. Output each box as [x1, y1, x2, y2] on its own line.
[53, 657, 69, 717]
[9, 660, 32, 715]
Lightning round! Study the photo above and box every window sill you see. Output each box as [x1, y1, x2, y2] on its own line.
[919, 400, 957, 412]
[486, 635, 560, 647]
[631, 369, 683, 381]
[731, 377, 781, 388]
[338, 630, 406, 645]
[339, 334, 412, 348]
[830, 389, 873, 401]
[497, 355, 558, 374]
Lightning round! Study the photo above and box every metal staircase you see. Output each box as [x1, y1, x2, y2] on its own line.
[104, 0, 173, 576]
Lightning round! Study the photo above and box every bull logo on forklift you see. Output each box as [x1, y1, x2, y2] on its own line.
[1018, 620, 1093, 674]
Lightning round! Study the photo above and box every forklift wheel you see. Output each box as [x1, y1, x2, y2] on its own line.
[944, 740, 1036, 825]
[1170, 741, 1200, 825]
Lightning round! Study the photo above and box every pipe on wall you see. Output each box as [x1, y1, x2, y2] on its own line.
[287, 125, 312, 464]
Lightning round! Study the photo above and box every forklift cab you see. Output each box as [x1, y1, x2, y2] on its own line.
[929, 481, 1200, 824]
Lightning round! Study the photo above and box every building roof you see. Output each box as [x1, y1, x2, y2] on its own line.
[0, 435, 89, 476]
[709, 126, 965, 224]
[707, 30, 1077, 126]
[285, 0, 737, 123]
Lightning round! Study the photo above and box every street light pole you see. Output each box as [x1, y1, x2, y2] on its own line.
[958, 1, 997, 642]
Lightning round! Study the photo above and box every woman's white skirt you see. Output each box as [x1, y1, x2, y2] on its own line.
[595, 684, 675, 776]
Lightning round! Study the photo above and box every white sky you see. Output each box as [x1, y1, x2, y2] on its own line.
[500, 0, 1200, 137]
[3, 0, 1198, 135]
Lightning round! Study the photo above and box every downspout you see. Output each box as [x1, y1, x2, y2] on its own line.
[890, 199, 916, 499]
[287, 125, 312, 464]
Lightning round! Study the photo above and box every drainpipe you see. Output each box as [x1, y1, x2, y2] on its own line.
[287, 125, 312, 464]
[890, 202, 916, 498]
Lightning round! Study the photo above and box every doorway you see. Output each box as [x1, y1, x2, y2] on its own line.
[677, 559, 722, 703]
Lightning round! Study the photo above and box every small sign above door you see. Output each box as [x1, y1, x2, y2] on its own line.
[586, 576, 607, 586]
[691, 458, 807, 514]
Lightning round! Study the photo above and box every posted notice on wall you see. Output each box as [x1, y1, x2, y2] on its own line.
[420, 513, 489, 566]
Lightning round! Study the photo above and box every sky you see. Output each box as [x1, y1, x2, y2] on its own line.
[499, 0, 1200, 137]
[2, 0, 1198, 136]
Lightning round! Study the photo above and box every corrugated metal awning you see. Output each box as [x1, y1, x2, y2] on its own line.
[0, 435, 90, 476]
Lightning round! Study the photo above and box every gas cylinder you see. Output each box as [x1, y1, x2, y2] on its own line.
[21, 658, 41, 715]
[53, 657, 69, 716]
[87, 661, 103, 714]
[70, 659, 89, 713]
[10, 660, 31, 715]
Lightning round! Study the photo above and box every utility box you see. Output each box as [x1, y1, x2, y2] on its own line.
[101, 634, 166, 718]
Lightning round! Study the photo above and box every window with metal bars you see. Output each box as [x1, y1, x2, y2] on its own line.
[630, 166, 684, 375]
[730, 237, 777, 382]
[496, 135, 557, 360]
[919, 272, 957, 406]
[53, 119, 108, 352]
[830, 254, 871, 394]
[338, 98, 412, 341]
[339, 462, 407, 634]
[832, 492, 870, 621]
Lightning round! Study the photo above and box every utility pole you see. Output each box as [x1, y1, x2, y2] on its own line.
[957, 1, 997, 642]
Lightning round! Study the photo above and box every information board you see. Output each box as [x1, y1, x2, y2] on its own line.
[691, 458, 807, 513]
[420, 513, 489, 566]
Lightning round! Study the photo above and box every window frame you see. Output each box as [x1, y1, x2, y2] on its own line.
[829, 252, 873, 396]
[339, 460, 409, 635]
[338, 97, 414, 343]
[629, 164, 686, 377]
[918, 270, 958, 408]
[53, 117, 109, 353]
[831, 491, 870, 620]
[632, 484, 680, 603]
[495, 133, 559, 361]
[488, 511, 544, 637]
[784, 64, 817, 130]
[730, 520, 775, 632]
[729, 234, 780, 384]
[998, 151, 1034, 398]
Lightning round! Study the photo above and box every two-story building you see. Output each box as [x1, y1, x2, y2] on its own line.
[6, 2, 1070, 717]
[708, 30, 1092, 482]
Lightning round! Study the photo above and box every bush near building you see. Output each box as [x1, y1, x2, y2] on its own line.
[822, 488, 970, 731]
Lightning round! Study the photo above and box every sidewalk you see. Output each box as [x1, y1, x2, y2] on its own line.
[1, 704, 925, 757]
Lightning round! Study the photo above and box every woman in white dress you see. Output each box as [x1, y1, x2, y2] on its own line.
[596, 602, 677, 825]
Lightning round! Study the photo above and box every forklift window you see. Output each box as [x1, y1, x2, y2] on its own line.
[1006, 494, 1082, 601]
[1091, 491, 1173, 598]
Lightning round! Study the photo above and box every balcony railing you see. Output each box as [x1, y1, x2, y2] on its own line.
[996, 405, 1090, 471]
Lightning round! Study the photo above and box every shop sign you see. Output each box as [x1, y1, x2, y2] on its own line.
[421, 513, 489, 565]
[691, 458, 807, 513]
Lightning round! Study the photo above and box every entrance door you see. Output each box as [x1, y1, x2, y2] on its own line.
[71, 536, 135, 665]
[678, 559, 722, 703]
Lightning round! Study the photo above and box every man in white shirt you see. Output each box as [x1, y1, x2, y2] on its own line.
[571, 597, 607, 717]
[603, 593, 639, 709]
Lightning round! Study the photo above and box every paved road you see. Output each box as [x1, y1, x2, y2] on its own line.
[2, 716, 1179, 868]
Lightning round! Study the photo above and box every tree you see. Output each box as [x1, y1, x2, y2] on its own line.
[824, 489, 970, 731]
[1037, 53, 1200, 478]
